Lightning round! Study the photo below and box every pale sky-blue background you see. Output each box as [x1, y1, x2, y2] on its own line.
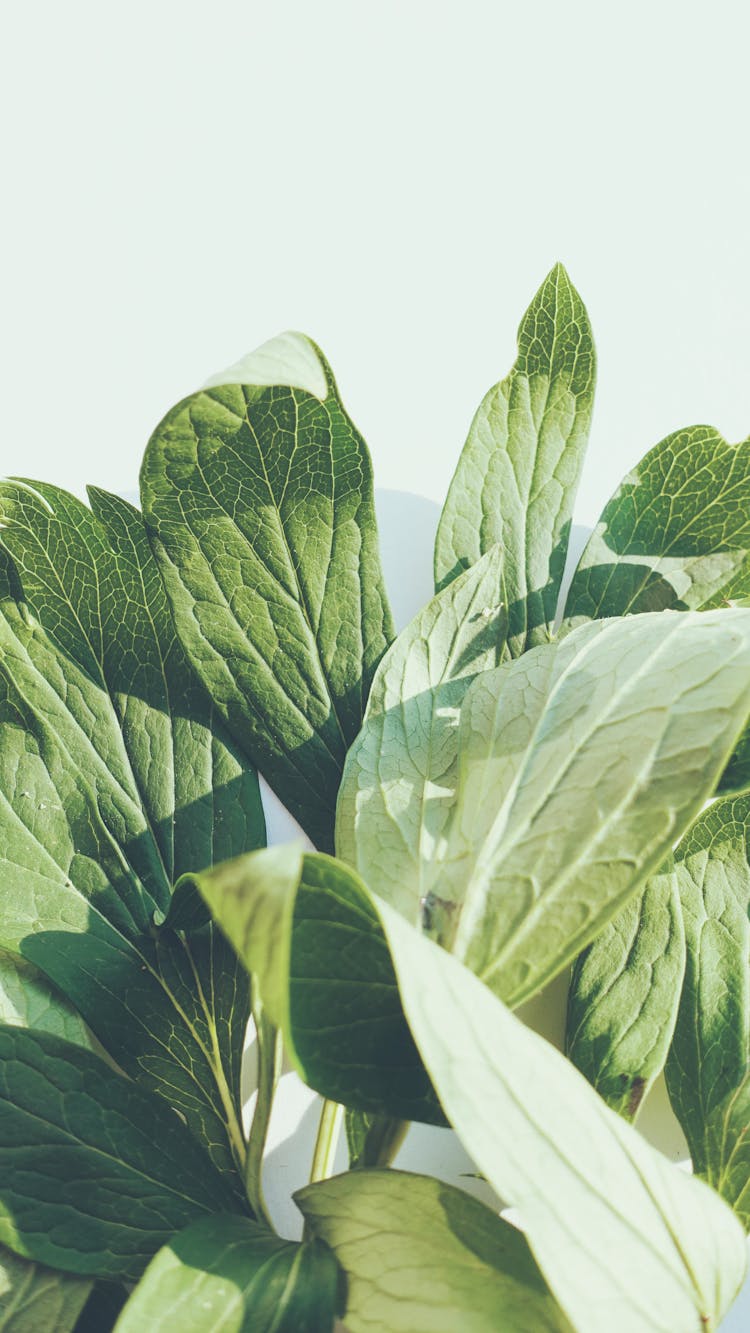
[2, 2, 749, 1326]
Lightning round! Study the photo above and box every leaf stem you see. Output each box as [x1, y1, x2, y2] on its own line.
[309, 1098, 344, 1185]
[244, 984, 281, 1229]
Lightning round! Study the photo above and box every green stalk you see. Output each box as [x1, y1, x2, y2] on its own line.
[309, 1098, 344, 1185]
[244, 983, 281, 1229]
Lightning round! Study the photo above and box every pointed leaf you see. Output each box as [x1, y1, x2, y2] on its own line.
[336, 544, 509, 921]
[0, 1249, 90, 1333]
[440, 609, 750, 1006]
[379, 902, 747, 1333]
[190, 846, 443, 1125]
[0, 1025, 236, 1281]
[435, 264, 595, 654]
[665, 794, 750, 1227]
[140, 333, 394, 851]
[115, 1215, 342, 1333]
[296, 1170, 571, 1333]
[563, 425, 750, 625]
[566, 866, 685, 1119]
[0, 488, 263, 1185]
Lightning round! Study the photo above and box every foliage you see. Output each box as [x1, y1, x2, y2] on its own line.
[0, 270, 749, 1330]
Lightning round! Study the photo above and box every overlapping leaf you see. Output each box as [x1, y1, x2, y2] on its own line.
[0, 1248, 90, 1333]
[140, 333, 394, 851]
[437, 609, 750, 1006]
[197, 847, 746, 1332]
[336, 544, 509, 921]
[379, 902, 747, 1333]
[187, 846, 443, 1125]
[0, 484, 264, 1184]
[665, 794, 750, 1228]
[297, 1170, 571, 1333]
[115, 1215, 342, 1332]
[566, 866, 685, 1119]
[435, 263, 595, 654]
[0, 1026, 236, 1282]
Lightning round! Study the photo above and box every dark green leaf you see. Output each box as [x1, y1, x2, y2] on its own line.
[435, 264, 595, 655]
[563, 425, 750, 626]
[0, 1025, 237, 1281]
[0, 486, 264, 1185]
[0, 947, 91, 1051]
[192, 846, 444, 1125]
[297, 1170, 571, 1333]
[566, 866, 685, 1119]
[140, 333, 394, 851]
[666, 794, 750, 1228]
[115, 1214, 342, 1332]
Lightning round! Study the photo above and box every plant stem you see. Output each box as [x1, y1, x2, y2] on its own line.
[367, 1116, 410, 1169]
[244, 985, 281, 1229]
[309, 1098, 344, 1185]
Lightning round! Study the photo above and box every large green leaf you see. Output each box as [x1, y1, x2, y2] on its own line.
[0, 486, 264, 1185]
[563, 425, 750, 625]
[0, 1025, 237, 1282]
[296, 1170, 571, 1333]
[140, 332, 394, 852]
[336, 544, 509, 921]
[566, 865, 685, 1119]
[188, 846, 443, 1125]
[198, 849, 747, 1331]
[665, 794, 750, 1228]
[438, 608, 750, 1006]
[0, 1248, 90, 1333]
[561, 425, 750, 794]
[434, 264, 595, 654]
[378, 902, 747, 1333]
[115, 1215, 342, 1332]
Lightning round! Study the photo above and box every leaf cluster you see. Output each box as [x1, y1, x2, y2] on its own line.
[1, 271, 750, 1330]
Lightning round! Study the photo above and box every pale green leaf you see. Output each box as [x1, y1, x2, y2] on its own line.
[336, 544, 509, 922]
[115, 1215, 341, 1333]
[0, 947, 91, 1051]
[296, 1170, 571, 1333]
[379, 901, 747, 1333]
[435, 263, 595, 654]
[0, 1025, 236, 1282]
[0, 487, 263, 1186]
[0, 1248, 90, 1333]
[439, 609, 750, 1006]
[566, 865, 685, 1119]
[140, 333, 394, 851]
[665, 794, 750, 1228]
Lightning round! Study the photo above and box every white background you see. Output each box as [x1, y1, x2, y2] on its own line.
[3, 2, 750, 1327]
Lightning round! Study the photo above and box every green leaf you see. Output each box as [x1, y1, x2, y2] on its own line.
[297, 1170, 571, 1333]
[0, 1248, 90, 1333]
[434, 264, 595, 655]
[563, 425, 750, 626]
[190, 846, 444, 1125]
[437, 608, 750, 1006]
[114, 1214, 342, 1333]
[140, 333, 394, 852]
[566, 865, 686, 1119]
[0, 947, 91, 1051]
[0, 486, 264, 1185]
[0, 1025, 237, 1282]
[336, 544, 509, 922]
[665, 794, 750, 1228]
[377, 901, 747, 1333]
